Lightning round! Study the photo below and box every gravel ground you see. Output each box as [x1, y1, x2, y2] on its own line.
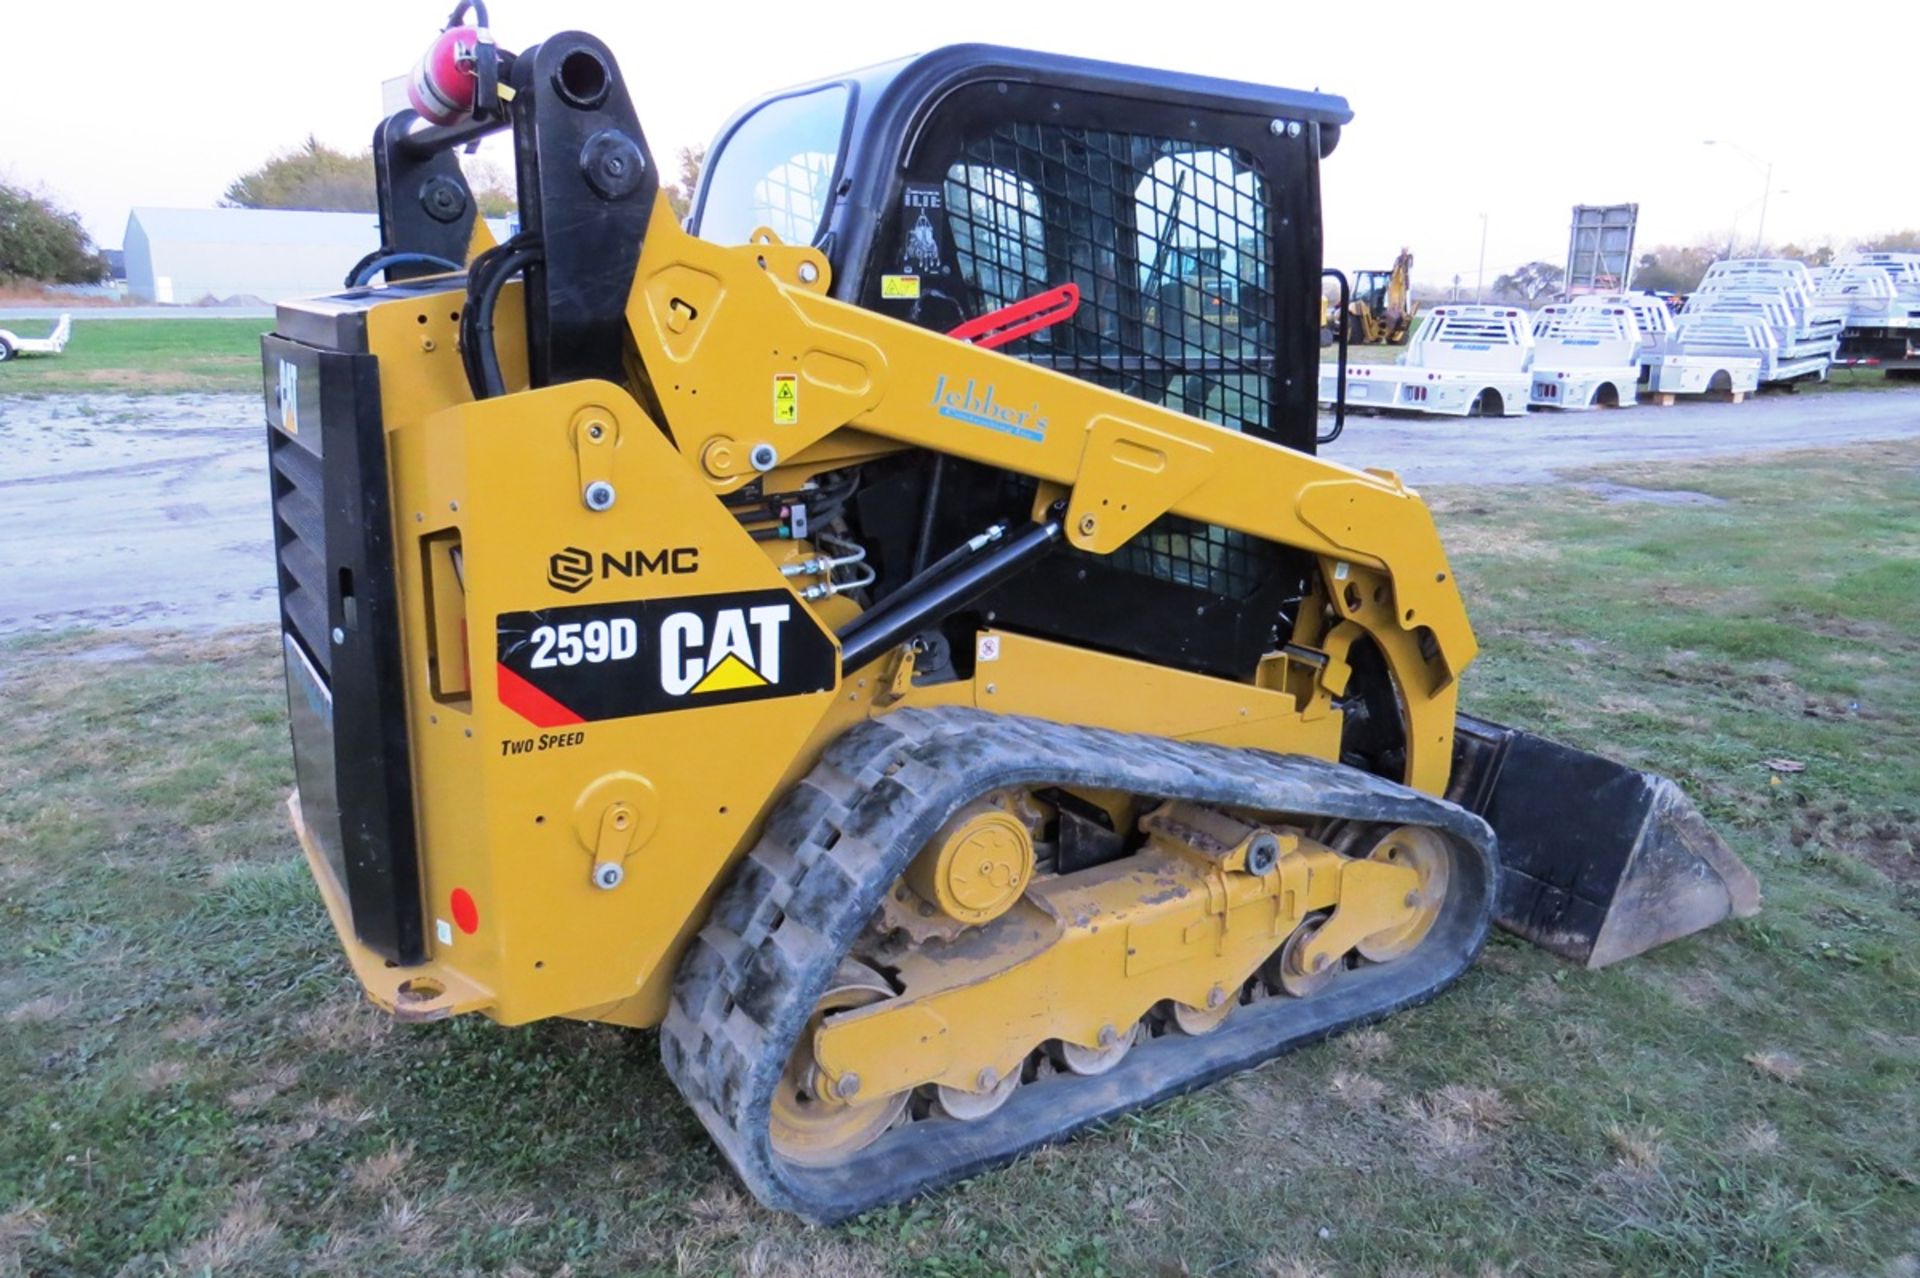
[2, 387, 1916, 636]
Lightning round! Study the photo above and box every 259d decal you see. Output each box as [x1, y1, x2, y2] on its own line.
[495, 589, 837, 727]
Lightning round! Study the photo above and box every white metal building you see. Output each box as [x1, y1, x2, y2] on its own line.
[122, 208, 512, 303]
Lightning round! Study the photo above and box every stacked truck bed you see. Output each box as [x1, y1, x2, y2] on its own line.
[1819, 252, 1920, 370]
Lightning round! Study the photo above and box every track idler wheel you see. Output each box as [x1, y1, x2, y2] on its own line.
[1355, 825, 1451, 962]
[768, 960, 908, 1167]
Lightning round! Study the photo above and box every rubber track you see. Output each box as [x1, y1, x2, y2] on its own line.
[660, 707, 1498, 1223]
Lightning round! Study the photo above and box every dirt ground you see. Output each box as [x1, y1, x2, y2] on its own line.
[1, 387, 1917, 636]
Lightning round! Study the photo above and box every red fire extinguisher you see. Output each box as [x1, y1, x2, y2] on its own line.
[407, 1, 501, 126]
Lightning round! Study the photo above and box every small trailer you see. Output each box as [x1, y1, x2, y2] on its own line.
[1318, 304, 1534, 418]
[0, 313, 73, 361]
[1642, 313, 1771, 402]
[1820, 252, 1920, 369]
[1529, 304, 1641, 409]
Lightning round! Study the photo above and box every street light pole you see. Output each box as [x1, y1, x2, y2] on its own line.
[1704, 139, 1774, 256]
[1475, 212, 1488, 301]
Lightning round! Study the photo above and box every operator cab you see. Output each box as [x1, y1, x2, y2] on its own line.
[693, 46, 1351, 456]
[692, 48, 1353, 684]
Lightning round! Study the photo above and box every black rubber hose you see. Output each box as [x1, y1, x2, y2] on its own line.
[347, 252, 463, 288]
[461, 239, 541, 400]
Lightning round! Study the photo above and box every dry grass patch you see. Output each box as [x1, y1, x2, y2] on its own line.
[1744, 1049, 1807, 1083]
[135, 1060, 191, 1091]
[225, 1062, 301, 1111]
[1732, 1120, 1782, 1157]
[1255, 1255, 1337, 1278]
[350, 1143, 415, 1196]
[1328, 1070, 1388, 1110]
[1403, 1085, 1518, 1165]
[1604, 1122, 1667, 1179]
[3, 994, 73, 1026]
[1338, 1027, 1392, 1063]
[174, 1180, 281, 1273]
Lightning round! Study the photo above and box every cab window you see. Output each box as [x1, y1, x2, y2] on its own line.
[697, 85, 850, 247]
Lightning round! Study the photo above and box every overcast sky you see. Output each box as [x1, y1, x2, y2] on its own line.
[9, 0, 1917, 286]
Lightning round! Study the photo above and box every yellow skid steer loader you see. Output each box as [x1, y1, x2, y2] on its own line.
[260, 10, 1758, 1222]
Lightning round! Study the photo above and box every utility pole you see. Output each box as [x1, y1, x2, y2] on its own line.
[1704, 140, 1774, 256]
[1475, 213, 1488, 301]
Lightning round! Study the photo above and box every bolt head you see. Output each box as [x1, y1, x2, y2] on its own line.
[584, 480, 616, 511]
[835, 1072, 861, 1099]
[1207, 984, 1227, 1009]
[587, 422, 605, 440]
[1311, 953, 1331, 973]
[1077, 514, 1097, 535]
[1269, 118, 1286, 135]
[1097, 1023, 1118, 1048]
[977, 1067, 997, 1091]
[330, 626, 346, 644]
[798, 261, 820, 283]
[749, 443, 779, 471]
[594, 863, 623, 890]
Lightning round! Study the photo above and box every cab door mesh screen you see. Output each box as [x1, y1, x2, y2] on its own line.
[944, 122, 1285, 599]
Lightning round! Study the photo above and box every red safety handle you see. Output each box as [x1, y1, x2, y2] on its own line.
[947, 283, 1081, 350]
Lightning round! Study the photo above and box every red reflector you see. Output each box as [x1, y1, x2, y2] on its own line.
[451, 887, 479, 934]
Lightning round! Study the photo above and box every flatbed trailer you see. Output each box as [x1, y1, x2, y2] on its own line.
[0, 313, 72, 361]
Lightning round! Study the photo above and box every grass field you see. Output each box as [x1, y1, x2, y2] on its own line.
[1, 444, 1916, 1276]
[0, 319, 270, 395]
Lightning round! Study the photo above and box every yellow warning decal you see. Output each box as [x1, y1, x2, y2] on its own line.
[881, 274, 922, 300]
[772, 372, 798, 424]
[691, 652, 769, 694]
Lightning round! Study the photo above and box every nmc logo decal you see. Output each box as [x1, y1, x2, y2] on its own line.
[495, 589, 837, 727]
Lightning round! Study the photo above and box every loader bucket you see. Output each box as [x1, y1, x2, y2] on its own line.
[1448, 714, 1761, 968]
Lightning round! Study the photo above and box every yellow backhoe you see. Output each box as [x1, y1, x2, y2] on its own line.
[1323, 247, 1418, 344]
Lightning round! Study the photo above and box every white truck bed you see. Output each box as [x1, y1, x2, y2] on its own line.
[1688, 259, 1842, 381]
[1569, 291, 1673, 354]
[1318, 305, 1533, 418]
[1820, 253, 1920, 364]
[1643, 313, 1770, 400]
[1529, 305, 1641, 409]
[0, 314, 72, 360]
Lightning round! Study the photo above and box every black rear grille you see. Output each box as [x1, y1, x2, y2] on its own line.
[270, 429, 331, 677]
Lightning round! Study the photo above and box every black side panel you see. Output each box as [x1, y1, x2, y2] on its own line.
[263, 330, 425, 965]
